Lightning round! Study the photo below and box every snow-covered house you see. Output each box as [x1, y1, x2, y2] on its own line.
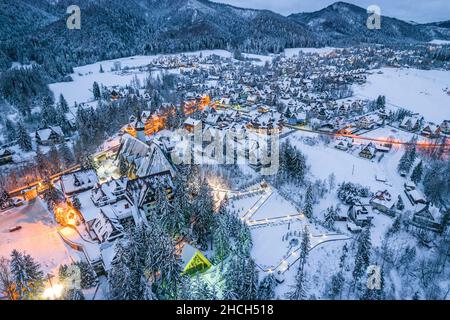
[183, 117, 202, 132]
[334, 137, 353, 151]
[370, 190, 398, 216]
[116, 134, 176, 179]
[60, 169, 99, 196]
[348, 203, 373, 227]
[400, 116, 421, 131]
[359, 143, 376, 159]
[0, 148, 13, 165]
[89, 208, 124, 243]
[90, 178, 127, 207]
[126, 172, 174, 217]
[421, 123, 441, 138]
[35, 126, 64, 145]
[357, 114, 382, 130]
[440, 120, 450, 135]
[404, 188, 428, 206]
[410, 204, 443, 233]
[247, 111, 283, 135]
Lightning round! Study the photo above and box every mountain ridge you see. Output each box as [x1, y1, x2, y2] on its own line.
[0, 1, 448, 80]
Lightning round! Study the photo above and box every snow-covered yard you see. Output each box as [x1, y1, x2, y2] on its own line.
[353, 67, 450, 123]
[0, 198, 78, 274]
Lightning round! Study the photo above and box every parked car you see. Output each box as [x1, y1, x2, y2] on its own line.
[9, 226, 22, 233]
[12, 197, 25, 207]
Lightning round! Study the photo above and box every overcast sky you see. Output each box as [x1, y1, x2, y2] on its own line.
[214, 0, 450, 23]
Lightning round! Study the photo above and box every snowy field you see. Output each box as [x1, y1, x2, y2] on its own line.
[0, 199, 78, 274]
[250, 190, 298, 221]
[360, 126, 432, 144]
[353, 67, 450, 123]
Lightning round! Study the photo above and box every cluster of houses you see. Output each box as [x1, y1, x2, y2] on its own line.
[340, 183, 445, 234]
[399, 116, 449, 138]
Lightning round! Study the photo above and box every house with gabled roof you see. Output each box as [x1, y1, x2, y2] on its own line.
[359, 142, 376, 159]
[35, 126, 64, 146]
[60, 169, 99, 196]
[421, 122, 441, 138]
[370, 190, 398, 217]
[0, 148, 13, 166]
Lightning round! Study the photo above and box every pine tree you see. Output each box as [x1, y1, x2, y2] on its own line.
[72, 195, 81, 210]
[58, 94, 69, 113]
[304, 185, 313, 219]
[63, 288, 85, 300]
[397, 151, 410, 174]
[40, 96, 57, 126]
[154, 239, 184, 300]
[257, 274, 277, 300]
[55, 106, 70, 134]
[353, 227, 372, 293]
[324, 206, 336, 229]
[154, 180, 172, 220]
[59, 141, 74, 168]
[162, 191, 185, 237]
[43, 180, 62, 209]
[0, 188, 12, 210]
[16, 122, 32, 152]
[398, 137, 417, 174]
[223, 254, 259, 300]
[191, 274, 212, 300]
[329, 243, 348, 299]
[10, 250, 44, 300]
[423, 160, 449, 205]
[191, 181, 214, 249]
[411, 161, 423, 184]
[362, 267, 385, 300]
[108, 238, 150, 300]
[93, 81, 101, 100]
[48, 143, 61, 173]
[108, 241, 137, 300]
[213, 213, 231, 262]
[73, 261, 97, 289]
[173, 175, 191, 228]
[99, 64, 104, 73]
[35, 145, 48, 177]
[396, 195, 405, 211]
[329, 271, 345, 300]
[236, 221, 253, 256]
[5, 119, 16, 142]
[286, 226, 310, 300]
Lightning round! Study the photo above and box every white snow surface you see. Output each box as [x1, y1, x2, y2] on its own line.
[353, 67, 450, 123]
[0, 198, 78, 274]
